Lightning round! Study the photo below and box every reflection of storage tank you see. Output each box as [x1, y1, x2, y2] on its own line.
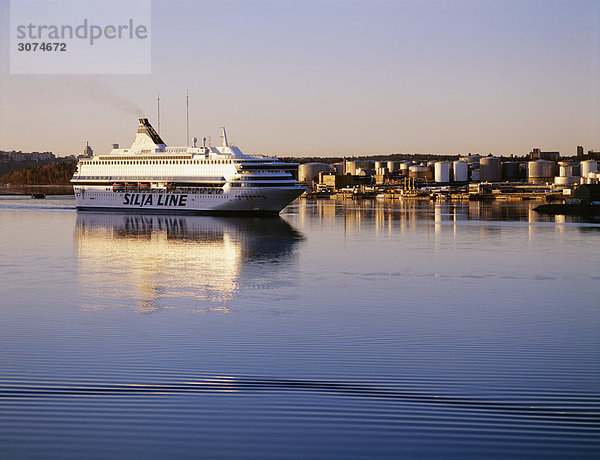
[298, 163, 331, 182]
[580, 160, 598, 178]
[471, 168, 481, 182]
[434, 162, 450, 183]
[480, 157, 501, 182]
[502, 162, 521, 181]
[408, 165, 433, 179]
[387, 161, 401, 173]
[453, 161, 469, 182]
[527, 160, 555, 184]
[345, 160, 371, 175]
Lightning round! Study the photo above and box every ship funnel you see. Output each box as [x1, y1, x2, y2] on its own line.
[136, 118, 165, 145]
[221, 126, 229, 147]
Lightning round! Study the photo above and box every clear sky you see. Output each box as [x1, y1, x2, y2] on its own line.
[1, 0, 599, 157]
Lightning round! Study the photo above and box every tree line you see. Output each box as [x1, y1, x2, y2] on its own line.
[0, 161, 77, 185]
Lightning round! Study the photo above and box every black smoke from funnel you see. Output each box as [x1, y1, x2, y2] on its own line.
[79, 78, 144, 116]
[52, 77, 144, 116]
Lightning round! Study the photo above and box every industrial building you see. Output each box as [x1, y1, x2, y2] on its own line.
[295, 147, 600, 201]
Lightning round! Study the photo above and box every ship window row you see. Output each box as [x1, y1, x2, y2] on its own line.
[237, 175, 290, 180]
[230, 182, 296, 187]
[89, 159, 233, 165]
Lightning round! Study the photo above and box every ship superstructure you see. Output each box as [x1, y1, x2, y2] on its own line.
[71, 118, 304, 214]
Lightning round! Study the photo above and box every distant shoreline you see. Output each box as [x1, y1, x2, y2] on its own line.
[0, 185, 73, 195]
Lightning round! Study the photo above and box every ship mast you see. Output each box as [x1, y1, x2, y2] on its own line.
[186, 90, 189, 147]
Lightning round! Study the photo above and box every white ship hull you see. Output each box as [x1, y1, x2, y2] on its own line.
[74, 186, 304, 214]
[72, 118, 305, 215]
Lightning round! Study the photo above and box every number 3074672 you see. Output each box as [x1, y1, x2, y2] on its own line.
[17, 42, 66, 51]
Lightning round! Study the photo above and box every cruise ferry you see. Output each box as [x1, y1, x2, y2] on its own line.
[71, 118, 305, 214]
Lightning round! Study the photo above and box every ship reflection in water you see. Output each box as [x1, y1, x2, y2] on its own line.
[75, 213, 303, 313]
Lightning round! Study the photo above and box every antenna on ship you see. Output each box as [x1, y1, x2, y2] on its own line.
[157, 92, 160, 134]
[186, 90, 189, 146]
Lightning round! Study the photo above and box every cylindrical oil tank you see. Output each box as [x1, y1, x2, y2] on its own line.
[298, 163, 331, 182]
[374, 161, 385, 170]
[463, 155, 481, 166]
[554, 175, 579, 186]
[387, 161, 401, 173]
[332, 162, 344, 175]
[572, 164, 580, 176]
[589, 172, 598, 183]
[344, 161, 356, 175]
[502, 161, 521, 181]
[453, 161, 469, 182]
[527, 160, 555, 184]
[480, 157, 501, 182]
[345, 160, 371, 176]
[408, 165, 433, 180]
[580, 160, 598, 178]
[434, 162, 451, 183]
[558, 162, 580, 177]
[399, 163, 410, 176]
[471, 168, 481, 182]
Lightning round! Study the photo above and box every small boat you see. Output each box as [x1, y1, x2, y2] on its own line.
[31, 193, 46, 199]
[533, 203, 600, 215]
[534, 184, 600, 215]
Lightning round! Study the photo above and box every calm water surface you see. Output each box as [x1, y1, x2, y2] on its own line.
[0, 196, 599, 458]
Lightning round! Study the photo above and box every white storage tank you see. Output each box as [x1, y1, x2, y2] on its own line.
[463, 155, 481, 166]
[554, 176, 579, 186]
[408, 165, 433, 179]
[527, 159, 555, 184]
[480, 157, 502, 182]
[331, 162, 344, 175]
[399, 163, 411, 176]
[557, 162, 579, 177]
[471, 168, 481, 182]
[345, 160, 371, 176]
[357, 168, 375, 176]
[453, 161, 469, 182]
[434, 162, 451, 183]
[387, 161, 401, 173]
[374, 161, 385, 170]
[298, 163, 332, 183]
[580, 160, 598, 178]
